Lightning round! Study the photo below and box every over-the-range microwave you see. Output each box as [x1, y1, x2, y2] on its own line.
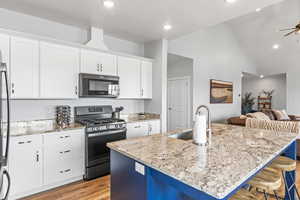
[79, 73, 120, 98]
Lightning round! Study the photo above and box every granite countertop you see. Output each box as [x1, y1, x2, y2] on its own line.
[122, 113, 160, 123]
[107, 123, 298, 199]
[5, 120, 85, 137]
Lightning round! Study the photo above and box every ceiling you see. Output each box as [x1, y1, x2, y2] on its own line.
[227, 0, 300, 75]
[0, 0, 284, 42]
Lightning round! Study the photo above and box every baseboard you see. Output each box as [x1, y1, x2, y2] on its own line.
[9, 176, 83, 200]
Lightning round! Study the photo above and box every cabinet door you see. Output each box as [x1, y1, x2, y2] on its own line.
[0, 34, 10, 99]
[81, 50, 117, 76]
[10, 37, 39, 98]
[9, 135, 43, 196]
[118, 56, 141, 98]
[141, 61, 152, 99]
[100, 52, 117, 75]
[40, 42, 79, 99]
[81, 49, 102, 74]
[127, 122, 149, 139]
[148, 120, 161, 135]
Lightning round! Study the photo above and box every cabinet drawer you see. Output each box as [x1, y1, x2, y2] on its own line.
[44, 156, 84, 185]
[44, 130, 83, 158]
[126, 122, 149, 139]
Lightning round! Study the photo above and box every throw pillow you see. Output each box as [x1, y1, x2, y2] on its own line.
[246, 112, 271, 121]
[272, 109, 290, 120]
[262, 109, 276, 120]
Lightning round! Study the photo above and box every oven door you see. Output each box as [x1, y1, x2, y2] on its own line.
[86, 128, 126, 168]
[79, 73, 120, 98]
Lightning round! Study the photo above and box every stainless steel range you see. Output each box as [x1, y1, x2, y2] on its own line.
[74, 105, 126, 180]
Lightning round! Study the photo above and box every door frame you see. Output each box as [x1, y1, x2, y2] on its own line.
[167, 76, 191, 131]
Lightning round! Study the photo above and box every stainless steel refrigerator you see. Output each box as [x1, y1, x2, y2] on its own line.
[0, 59, 10, 199]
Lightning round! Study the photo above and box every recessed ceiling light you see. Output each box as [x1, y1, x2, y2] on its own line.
[272, 44, 280, 49]
[260, 75, 264, 79]
[103, 0, 115, 8]
[163, 24, 172, 31]
[225, 0, 237, 3]
[256, 8, 262, 12]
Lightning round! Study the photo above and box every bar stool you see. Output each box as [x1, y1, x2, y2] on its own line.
[229, 188, 263, 200]
[269, 156, 300, 200]
[248, 167, 281, 200]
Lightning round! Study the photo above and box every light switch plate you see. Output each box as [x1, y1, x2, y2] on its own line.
[135, 162, 145, 175]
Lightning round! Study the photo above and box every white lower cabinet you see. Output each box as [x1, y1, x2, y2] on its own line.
[44, 130, 84, 186]
[8, 129, 85, 199]
[148, 120, 161, 135]
[9, 134, 43, 197]
[127, 120, 161, 138]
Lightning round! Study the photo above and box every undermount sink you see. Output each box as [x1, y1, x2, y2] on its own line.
[168, 130, 193, 141]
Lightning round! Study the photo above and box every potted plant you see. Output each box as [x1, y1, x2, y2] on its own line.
[242, 92, 255, 114]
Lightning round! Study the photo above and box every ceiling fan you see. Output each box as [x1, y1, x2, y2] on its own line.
[280, 22, 300, 37]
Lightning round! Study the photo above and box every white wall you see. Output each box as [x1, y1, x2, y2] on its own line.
[242, 74, 287, 110]
[168, 23, 257, 122]
[144, 39, 168, 132]
[0, 8, 147, 122]
[0, 8, 144, 56]
[167, 54, 193, 127]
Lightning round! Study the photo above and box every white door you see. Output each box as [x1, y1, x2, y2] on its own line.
[127, 122, 149, 138]
[118, 56, 141, 98]
[141, 61, 152, 99]
[9, 135, 43, 196]
[40, 42, 79, 99]
[167, 77, 190, 131]
[0, 34, 10, 99]
[10, 37, 39, 98]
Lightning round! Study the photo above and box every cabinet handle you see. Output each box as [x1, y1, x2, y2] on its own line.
[36, 151, 39, 162]
[18, 141, 25, 144]
[64, 135, 70, 138]
[27, 140, 32, 143]
[60, 170, 64, 174]
[11, 83, 15, 94]
[64, 169, 71, 173]
[141, 89, 144, 97]
[97, 64, 100, 72]
[100, 64, 103, 72]
[75, 86, 78, 95]
[134, 126, 141, 128]
[64, 150, 71, 153]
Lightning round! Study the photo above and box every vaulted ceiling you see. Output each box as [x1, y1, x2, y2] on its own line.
[227, 0, 300, 75]
[0, 0, 284, 42]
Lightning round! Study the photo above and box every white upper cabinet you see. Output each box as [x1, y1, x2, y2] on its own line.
[0, 34, 10, 99]
[81, 49, 117, 76]
[10, 37, 39, 98]
[40, 42, 79, 99]
[141, 61, 152, 99]
[118, 56, 141, 98]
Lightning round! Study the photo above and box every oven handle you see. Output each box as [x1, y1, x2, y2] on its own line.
[87, 128, 126, 138]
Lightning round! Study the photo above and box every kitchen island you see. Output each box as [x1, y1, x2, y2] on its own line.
[107, 123, 298, 200]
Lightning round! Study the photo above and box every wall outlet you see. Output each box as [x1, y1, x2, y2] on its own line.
[135, 162, 145, 176]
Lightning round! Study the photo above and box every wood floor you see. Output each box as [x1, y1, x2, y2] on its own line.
[22, 162, 300, 200]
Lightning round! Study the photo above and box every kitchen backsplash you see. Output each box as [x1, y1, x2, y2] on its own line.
[6, 99, 145, 122]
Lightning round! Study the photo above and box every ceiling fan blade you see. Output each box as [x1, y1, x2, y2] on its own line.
[280, 28, 297, 31]
[284, 30, 296, 37]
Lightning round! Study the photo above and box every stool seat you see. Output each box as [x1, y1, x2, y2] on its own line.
[248, 168, 281, 191]
[270, 156, 296, 172]
[229, 189, 261, 200]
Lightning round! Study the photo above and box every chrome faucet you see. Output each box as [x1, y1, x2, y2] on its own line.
[195, 105, 212, 144]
